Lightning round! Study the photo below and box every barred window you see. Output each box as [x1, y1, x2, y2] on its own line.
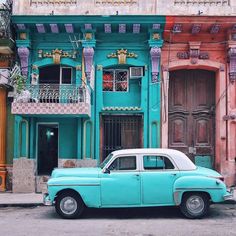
[103, 69, 128, 92]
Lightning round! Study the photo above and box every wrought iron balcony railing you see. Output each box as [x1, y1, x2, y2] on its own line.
[14, 84, 91, 105]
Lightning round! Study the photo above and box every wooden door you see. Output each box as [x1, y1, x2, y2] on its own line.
[168, 70, 215, 166]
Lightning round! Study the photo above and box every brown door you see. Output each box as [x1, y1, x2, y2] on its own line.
[168, 70, 215, 166]
[101, 115, 143, 161]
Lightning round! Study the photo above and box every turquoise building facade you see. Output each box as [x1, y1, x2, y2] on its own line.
[11, 15, 164, 192]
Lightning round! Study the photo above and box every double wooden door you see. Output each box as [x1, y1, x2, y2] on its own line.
[168, 70, 215, 164]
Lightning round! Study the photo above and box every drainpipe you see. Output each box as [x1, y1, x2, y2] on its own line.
[0, 87, 7, 191]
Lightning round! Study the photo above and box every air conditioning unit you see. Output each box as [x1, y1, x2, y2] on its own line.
[129, 67, 143, 79]
[0, 69, 9, 85]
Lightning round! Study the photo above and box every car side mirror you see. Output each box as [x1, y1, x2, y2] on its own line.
[103, 168, 110, 174]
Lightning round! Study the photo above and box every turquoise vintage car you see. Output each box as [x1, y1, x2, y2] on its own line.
[43, 149, 233, 219]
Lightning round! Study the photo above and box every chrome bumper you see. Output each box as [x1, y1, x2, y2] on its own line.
[223, 187, 234, 201]
[43, 193, 53, 206]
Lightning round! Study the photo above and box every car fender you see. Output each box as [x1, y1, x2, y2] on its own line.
[47, 177, 101, 207]
[173, 175, 227, 205]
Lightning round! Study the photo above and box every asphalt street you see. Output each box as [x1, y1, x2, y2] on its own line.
[0, 204, 235, 236]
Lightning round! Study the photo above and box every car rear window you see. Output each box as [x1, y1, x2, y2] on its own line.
[143, 156, 175, 170]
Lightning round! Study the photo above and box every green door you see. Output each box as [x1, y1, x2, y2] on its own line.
[100, 155, 141, 206]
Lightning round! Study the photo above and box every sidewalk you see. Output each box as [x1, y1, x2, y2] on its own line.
[0, 192, 44, 207]
[0, 190, 235, 207]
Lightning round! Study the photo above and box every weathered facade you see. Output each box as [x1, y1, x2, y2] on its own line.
[0, 0, 14, 191]
[9, 0, 236, 192]
[161, 16, 236, 186]
[11, 1, 165, 192]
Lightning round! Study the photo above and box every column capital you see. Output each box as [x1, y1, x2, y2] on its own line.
[17, 47, 30, 77]
[83, 47, 95, 84]
[150, 47, 161, 83]
[228, 47, 236, 82]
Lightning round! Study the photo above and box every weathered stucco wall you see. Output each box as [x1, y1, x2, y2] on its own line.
[13, 0, 236, 16]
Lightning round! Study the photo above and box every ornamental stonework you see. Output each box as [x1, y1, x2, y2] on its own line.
[31, 0, 77, 5]
[95, 0, 138, 5]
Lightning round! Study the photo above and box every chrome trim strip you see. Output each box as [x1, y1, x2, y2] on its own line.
[175, 187, 223, 190]
[48, 184, 100, 187]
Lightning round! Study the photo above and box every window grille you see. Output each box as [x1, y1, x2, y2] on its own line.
[103, 69, 129, 92]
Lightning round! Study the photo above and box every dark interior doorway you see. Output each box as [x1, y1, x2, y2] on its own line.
[38, 124, 58, 175]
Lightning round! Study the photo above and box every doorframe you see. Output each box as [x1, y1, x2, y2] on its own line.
[36, 122, 59, 175]
[161, 60, 226, 171]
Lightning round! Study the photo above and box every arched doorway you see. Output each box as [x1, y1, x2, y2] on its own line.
[168, 69, 215, 168]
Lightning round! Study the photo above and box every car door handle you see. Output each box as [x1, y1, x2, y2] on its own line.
[133, 174, 140, 179]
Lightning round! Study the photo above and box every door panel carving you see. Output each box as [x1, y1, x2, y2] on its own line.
[168, 70, 215, 163]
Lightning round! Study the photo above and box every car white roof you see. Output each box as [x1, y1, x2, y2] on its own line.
[111, 148, 196, 171]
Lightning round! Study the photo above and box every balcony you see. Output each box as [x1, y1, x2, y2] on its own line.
[11, 84, 91, 116]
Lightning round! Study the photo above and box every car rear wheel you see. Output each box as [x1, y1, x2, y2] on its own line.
[55, 191, 84, 219]
[180, 192, 209, 219]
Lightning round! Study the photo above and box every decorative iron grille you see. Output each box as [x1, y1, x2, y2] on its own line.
[102, 115, 143, 160]
[14, 84, 90, 104]
[103, 69, 128, 92]
[0, 0, 12, 39]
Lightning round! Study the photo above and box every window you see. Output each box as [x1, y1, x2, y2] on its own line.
[143, 156, 175, 170]
[103, 69, 128, 92]
[61, 67, 72, 84]
[39, 65, 72, 84]
[108, 156, 136, 171]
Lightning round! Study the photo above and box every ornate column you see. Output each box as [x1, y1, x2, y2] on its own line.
[0, 87, 7, 191]
[83, 47, 94, 82]
[150, 47, 161, 83]
[17, 47, 30, 77]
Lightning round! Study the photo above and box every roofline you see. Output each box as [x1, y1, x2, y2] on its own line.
[111, 148, 183, 154]
[11, 15, 165, 24]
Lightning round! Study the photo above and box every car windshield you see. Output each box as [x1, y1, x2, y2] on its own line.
[100, 153, 113, 169]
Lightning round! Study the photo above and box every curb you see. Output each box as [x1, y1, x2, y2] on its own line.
[0, 203, 44, 208]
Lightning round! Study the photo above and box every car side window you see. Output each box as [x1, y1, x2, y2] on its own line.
[108, 156, 136, 171]
[143, 155, 175, 170]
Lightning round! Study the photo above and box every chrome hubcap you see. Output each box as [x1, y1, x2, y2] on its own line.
[60, 196, 77, 215]
[186, 195, 204, 215]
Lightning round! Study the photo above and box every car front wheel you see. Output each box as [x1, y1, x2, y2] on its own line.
[55, 191, 84, 219]
[180, 192, 209, 219]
